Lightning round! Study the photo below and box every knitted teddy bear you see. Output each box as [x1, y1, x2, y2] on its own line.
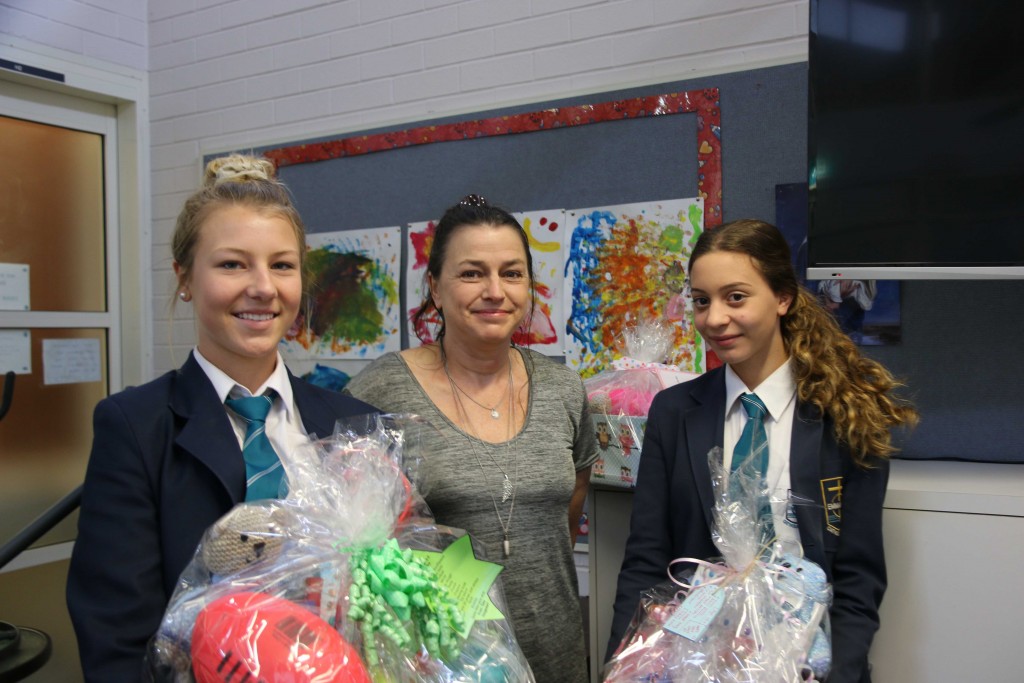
[149, 504, 291, 678]
[200, 503, 288, 576]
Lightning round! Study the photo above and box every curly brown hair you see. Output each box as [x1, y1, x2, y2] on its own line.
[689, 219, 917, 465]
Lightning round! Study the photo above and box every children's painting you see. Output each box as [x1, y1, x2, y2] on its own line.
[513, 209, 566, 355]
[404, 210, 568, 355]
[282, 226, 401, 360]
[563, 198, 705, 377]
[775, 183, 902, 345]
[405, 218, 438, 347]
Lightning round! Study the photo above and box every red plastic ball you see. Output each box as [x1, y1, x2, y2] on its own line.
[192, 591, 370, 683]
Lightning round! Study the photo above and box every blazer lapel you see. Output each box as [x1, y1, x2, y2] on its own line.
[290, 372, 341, 439]
[170, 354, 246, 501]
[790, 401, 826, 560]
[684, 370, 726, 532]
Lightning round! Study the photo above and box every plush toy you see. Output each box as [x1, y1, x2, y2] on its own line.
[201, 503, 288, 576]
[148, 504, 294, 678]
[775, 553, 832, 680]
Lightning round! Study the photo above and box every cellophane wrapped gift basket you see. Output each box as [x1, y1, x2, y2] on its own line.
[603, 446, 833, 682]
[146, 413, 535, 683]
[585, 320, 698, 487]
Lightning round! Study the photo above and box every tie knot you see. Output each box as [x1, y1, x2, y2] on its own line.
[739, 393, 767, 420]
[226, 392, 275, 423]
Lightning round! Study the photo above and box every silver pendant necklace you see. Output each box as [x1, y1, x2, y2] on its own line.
[442, 342, 519, 557]
[446, 369, 507, 419]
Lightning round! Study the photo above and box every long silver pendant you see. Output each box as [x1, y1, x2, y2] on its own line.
[490, 408, 500, 419]
[503, 534, 511, 558]
[501, 475, 513, 502]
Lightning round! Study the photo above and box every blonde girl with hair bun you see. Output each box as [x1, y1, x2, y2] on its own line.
[67, 153, 377, 681]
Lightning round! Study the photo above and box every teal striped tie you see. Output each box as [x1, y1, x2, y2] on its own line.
[732, 392, 768, 476]
[225, 392, 285, 500]
[729, 395, 774, 540]
[732, 393, 773, 531]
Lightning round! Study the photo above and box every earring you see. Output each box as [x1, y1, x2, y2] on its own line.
[179, 291, 189, 302]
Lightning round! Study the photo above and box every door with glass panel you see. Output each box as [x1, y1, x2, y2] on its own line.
[0, 76, 123, 682]
[0, 84, 119, 553]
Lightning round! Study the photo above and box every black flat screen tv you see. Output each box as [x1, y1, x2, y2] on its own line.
[808, 0, 1024, 279]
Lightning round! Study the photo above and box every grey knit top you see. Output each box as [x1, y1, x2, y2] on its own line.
[345, 347, 598, 683]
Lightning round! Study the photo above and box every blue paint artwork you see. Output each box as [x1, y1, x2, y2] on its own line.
[301, 364, 351, 392]
[564, 210, 615, 353]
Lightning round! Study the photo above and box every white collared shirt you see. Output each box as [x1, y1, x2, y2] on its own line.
[192, 349, 312, 464]
[723, 360, 801, 548]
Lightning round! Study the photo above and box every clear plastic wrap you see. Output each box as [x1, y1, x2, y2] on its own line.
[603, 446, 832, 682]
[146, 413, 534, 683]
[586, 319, 699, 487]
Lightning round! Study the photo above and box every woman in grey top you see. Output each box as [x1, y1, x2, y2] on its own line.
[346, 195, 597, 683]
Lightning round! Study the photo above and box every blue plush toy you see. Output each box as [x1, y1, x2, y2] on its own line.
[775, 553, 831, 680]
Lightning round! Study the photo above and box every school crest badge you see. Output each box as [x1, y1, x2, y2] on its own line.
[820, 476, 843, 536]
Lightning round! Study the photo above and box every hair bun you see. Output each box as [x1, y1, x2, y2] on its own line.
[204, 154, 276, 187]
[459, 193, 488, 207]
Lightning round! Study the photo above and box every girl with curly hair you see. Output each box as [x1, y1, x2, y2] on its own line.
[608, 218, 917, 683]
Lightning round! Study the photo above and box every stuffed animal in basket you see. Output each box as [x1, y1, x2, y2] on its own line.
[148, 504, 295, 677]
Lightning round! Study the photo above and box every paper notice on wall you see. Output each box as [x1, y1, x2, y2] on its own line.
[0, 330, 31, 374]
[43, 338, 102, 385]
[0, 263, 30, 311]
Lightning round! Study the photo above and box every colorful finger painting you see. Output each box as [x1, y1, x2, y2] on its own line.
[563, 198, 705, 377]
[282, 226, 401, 360]
[404, 211, 568, 354]
[405, 218, 440, 347]
[512, 209, 566, 355]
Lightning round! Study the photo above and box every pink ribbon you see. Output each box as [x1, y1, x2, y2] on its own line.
[666, 555, 808, 619]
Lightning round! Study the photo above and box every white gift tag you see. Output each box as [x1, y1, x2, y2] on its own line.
[663, 584, 726, 641]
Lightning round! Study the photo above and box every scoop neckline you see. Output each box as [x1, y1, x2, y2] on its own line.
[394, 347, 533, 447]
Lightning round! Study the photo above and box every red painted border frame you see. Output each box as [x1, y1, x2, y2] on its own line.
[263, 88, 722, 226]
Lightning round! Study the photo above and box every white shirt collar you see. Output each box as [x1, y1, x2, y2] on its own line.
[192, 348, 295, 418]
[724, 359, 796, 422]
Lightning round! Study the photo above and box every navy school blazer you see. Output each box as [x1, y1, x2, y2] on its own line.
[607, 367, 888, 683]
[67, 353, 377, 682]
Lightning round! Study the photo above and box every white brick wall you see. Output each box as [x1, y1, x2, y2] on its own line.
[2, 0, 811, 375]
[0, 0, 147, 68]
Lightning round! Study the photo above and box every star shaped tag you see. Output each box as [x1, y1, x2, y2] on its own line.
[412, 533, 505, 637]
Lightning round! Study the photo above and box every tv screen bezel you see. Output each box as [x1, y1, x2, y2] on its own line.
[806, 0, 1024, 281]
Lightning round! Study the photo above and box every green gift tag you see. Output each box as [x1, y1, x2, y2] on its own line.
[413, 534, 505, 637]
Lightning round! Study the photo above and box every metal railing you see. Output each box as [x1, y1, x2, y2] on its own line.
[0, 370, 84, 571]
[0, 486, 82, 571]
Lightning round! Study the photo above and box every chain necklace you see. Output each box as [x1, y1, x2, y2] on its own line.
[446, 362, 510, 420]
[442, 342, 519, 557]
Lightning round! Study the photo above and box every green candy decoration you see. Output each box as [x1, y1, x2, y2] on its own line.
[348, 538, 465, 666]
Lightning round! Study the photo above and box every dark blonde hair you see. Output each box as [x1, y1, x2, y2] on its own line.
[172, 154, 306, 293]
[689, 219, 918, 464]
